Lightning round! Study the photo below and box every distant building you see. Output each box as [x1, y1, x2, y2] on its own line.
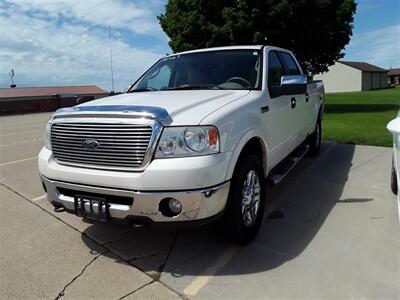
[387, 68, 400, 86]
[0, 85, 108, 114]
[314, 61, 388, 93]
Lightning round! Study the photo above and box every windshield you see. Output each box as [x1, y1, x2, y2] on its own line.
[129, 49, 261, 92]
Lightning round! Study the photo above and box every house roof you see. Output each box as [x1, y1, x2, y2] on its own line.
[387, 68, 400, 76]
[0, 85, 108, 99]
[339, 61, 388, 73]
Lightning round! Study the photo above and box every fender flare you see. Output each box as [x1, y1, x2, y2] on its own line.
[225, 128, 268, 180]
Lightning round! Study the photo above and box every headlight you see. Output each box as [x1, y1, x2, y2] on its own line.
[44, 120, 52, 150]
[155, 126, 219, 158]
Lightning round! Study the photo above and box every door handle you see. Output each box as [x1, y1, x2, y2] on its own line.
[291, 97, 296, 109]
[261, 106, 269, 113]
[305, 93, 310, 102]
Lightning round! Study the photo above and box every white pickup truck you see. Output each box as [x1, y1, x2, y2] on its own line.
[39, 46, 324, 244]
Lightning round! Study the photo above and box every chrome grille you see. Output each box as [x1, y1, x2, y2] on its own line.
[51, 122, 153, 171]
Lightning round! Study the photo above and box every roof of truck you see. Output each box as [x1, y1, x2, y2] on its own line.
[172, 45, 293, 56]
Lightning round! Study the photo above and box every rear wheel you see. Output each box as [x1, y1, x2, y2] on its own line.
[219, 154, 265, 245]
[308, 118, 321, 156]
[391, 156, 398, 195]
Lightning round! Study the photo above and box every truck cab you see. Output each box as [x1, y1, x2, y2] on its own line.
[39, 45, 324, 244]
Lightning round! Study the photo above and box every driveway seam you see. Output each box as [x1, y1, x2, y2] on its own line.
[349, 148, 391, 172]
[0, 156, 37, 166]
[0, 129, 43, 137]
[0, 138, 44, 147]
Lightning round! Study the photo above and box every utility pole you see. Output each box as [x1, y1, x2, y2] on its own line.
[109, 25, 115, 93]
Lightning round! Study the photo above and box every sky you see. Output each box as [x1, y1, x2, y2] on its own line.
[0, 0, 399, 91]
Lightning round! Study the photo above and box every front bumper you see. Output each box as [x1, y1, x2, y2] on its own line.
[41, 176, 230, 223]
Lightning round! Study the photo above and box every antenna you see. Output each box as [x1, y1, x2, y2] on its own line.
[109, 25, 115, 93]
[9, 69, 16, 88]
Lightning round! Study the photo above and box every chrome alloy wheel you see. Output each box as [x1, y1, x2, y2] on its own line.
[241, 170, 261, 227]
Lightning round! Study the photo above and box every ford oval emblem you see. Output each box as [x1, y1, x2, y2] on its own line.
[82, 139, 100, 149]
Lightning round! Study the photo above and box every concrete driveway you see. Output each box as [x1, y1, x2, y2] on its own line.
[1, 112, 399, 299]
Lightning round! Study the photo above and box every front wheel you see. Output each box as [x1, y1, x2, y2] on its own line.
[219, 154, 265, 245]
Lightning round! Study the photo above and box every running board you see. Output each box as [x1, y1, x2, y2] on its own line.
[267, 144, 310, 185]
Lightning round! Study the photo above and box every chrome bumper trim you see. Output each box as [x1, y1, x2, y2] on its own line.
[41, 176, 230, 222]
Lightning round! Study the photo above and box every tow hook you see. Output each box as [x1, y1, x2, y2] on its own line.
[54, 206, 65, 213]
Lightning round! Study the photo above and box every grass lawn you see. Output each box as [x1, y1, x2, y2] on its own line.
[322, 88, 400, 147]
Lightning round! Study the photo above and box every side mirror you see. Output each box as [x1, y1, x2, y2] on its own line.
[281, 74, 308, 95]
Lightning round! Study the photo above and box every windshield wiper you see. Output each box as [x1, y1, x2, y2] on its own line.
[127, 88, 154, 93]
[166, 84, 223, 90]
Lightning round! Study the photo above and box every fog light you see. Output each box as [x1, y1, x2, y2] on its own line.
[168, 198, 182, 214]
[159, 198, 182, 217]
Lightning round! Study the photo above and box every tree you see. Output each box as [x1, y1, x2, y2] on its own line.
[158, 0, 357, 74]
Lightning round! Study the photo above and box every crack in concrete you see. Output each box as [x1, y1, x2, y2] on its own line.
[118, 280, 187, 300]
[117, 280, 155, 300]
[54, 252, 104, 300]
[0, 184, 170, 295]
[1, 183, 208, 300]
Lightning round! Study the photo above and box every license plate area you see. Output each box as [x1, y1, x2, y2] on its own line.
[74, 194, 109, 222]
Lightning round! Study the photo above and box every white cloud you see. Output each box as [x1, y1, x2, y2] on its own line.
[344, 24, 400, 68]
[3, 0, 165, 35]
[0, 1, 168, 91]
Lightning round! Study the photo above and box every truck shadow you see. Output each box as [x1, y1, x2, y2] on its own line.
[81, 142, 358, 277]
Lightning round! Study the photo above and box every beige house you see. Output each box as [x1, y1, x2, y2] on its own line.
[314, 61, 388, 93]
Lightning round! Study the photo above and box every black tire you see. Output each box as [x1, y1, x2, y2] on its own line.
[391, 156, 398, 195]
[219, 154, 266, 245]
[308, 118, 321, 156]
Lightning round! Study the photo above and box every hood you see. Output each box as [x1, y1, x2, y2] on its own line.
[78, 90, 250, 125]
